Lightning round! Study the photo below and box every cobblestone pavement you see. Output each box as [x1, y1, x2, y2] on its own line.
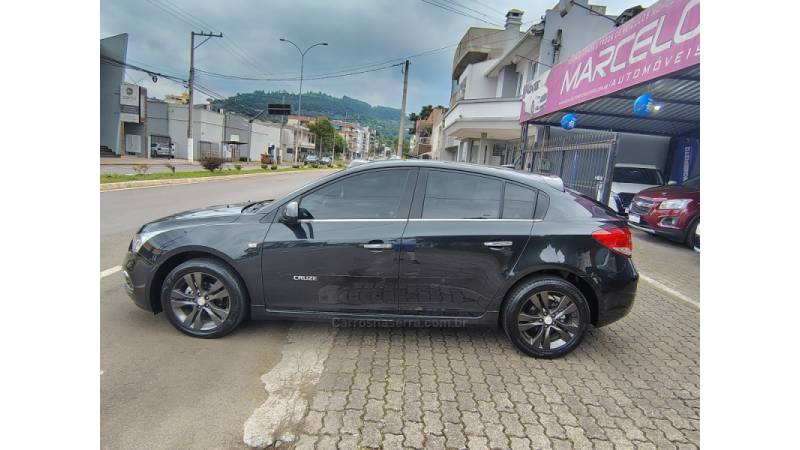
[631, 230, 700, 302]
[289, 283, 699, 449]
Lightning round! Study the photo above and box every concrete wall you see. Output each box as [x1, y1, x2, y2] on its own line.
[100, 34, 128, 154]
[195, 108, 224, 158]
[223, 113, 250, 161]
[496, 64, 520, 98]
[538, 0, 616, 69]
[168, 104, 189, 159]
[146, 100, 169, 138]
[249, 122, 283, 162]
[461, 59, 498, 100]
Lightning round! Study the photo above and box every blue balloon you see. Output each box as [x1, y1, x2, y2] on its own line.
[561, 113, 577, 130]
[633, 93, 654, 117]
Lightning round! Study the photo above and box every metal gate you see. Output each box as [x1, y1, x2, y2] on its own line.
[530, 129, 618, 203]
[197, 141, 217, 159]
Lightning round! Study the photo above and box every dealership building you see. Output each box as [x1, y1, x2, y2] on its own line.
[518, 0, 699, 208]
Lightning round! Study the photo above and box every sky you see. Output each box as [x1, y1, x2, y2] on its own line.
[101, 0, 653, 113]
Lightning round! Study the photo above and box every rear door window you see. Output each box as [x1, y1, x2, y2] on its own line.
[422, 171, 502, 219]
[502, 183, 537, 219]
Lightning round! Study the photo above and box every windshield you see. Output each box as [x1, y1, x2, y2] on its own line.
[613, 167, 663, 185]
[681, 176, 700, 188]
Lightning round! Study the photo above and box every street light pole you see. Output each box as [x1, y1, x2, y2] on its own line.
[280, 38, 328, 164]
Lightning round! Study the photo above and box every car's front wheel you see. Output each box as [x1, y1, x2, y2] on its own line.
[160, 258, 247, 338]
[502, 276, 591, 358]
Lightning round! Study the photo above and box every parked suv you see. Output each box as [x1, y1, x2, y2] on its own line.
[628, 175, 700, 248]
[304, 155, 319, 165]
[607, 164, 664, 215]
[123, 161, 638, 358]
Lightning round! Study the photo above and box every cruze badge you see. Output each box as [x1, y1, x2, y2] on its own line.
[293, 275, 318, 281]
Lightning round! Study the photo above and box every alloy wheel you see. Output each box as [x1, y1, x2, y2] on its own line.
[170, 272, 231, 331]
[517, 291, 581, 351]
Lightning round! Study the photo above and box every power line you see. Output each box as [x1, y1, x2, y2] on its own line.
[195, 62, 404, 82]
[145, 0, 281, 81]
[193, 30, 528, 83]
[463, 0, 505, 15]
[437, 0, 500, 21]
[419, 0, 501, 26]
[146, 0, 537, 84]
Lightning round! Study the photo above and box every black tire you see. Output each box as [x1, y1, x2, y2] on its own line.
[160, 258, 247, 338]
[685, 217, 699, 249]
[502, 276, 591, 358]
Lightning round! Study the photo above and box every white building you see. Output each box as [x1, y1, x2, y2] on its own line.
[439, 1, 619, 166]
[145, 99, 314, 163]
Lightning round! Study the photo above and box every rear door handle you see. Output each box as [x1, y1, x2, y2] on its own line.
[363, 242, 393, 250]
[483, 241, 513, 248]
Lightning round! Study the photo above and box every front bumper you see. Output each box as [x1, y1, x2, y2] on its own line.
[123, 250, 156, 312]
[628, 220, 686, 242]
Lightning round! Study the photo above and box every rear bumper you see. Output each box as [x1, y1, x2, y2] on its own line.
[594, 258, 639, 327]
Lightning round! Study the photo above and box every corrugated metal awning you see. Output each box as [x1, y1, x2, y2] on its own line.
[528, 65, 699, 137]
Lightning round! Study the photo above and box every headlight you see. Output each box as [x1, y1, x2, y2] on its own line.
[130, 231, 159, 253]
[658, 199, 692, 210]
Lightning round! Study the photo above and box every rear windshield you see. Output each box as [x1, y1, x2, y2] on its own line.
[613, 167, 663, 185]
[544, 188, 619, 220]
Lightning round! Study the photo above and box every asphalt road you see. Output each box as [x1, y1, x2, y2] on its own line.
[100, 171, 334, 449]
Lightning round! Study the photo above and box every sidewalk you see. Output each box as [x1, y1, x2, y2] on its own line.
[100, 155, 196, 166]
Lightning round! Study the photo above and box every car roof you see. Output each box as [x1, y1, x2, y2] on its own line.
[345, 160, 565, 192]
[614, 163, 659, 169]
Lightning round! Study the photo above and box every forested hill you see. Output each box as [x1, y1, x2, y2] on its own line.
[211, 90, 402, 138]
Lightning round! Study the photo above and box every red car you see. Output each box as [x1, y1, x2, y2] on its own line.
[627, 176, 700, 248]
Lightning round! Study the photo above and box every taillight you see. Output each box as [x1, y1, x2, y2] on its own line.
[592, 227, 632, 257]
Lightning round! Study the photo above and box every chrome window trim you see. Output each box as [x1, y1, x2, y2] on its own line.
[299, 219, 407, 223]
[408, 218, 542, 222]
[297, 218, 543, 223]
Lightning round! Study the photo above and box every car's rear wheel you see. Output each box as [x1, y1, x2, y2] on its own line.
[160, 258, 247, 338]
[502, 276, 591, 358]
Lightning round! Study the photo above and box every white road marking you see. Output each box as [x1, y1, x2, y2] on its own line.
[100, 370, 104, 376]
[639, 272, 700, 310]
[100, 266, 122, 278]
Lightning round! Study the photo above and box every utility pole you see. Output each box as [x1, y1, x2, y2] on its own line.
[397, 60, 410, 157]
[187, 31, 222, 162]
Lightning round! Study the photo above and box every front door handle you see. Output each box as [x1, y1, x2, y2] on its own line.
[363, 242, 393, 250]
[483, 241, 513, 248]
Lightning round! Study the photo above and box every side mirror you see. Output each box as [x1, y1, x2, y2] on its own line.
[281, 201, 299, 224]
[667, 180, 677, 185]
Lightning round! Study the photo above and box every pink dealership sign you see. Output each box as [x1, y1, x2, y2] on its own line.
[520, 0, 700, 123]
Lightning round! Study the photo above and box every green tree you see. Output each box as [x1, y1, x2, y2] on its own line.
[306, 118, 335, 153]
[419, 105, 434, 120]
[334, 134, 346, 156]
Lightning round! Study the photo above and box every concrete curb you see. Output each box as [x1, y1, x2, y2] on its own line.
[100, 169, 338, 192]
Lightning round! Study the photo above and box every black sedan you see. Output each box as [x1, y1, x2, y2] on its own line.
[123, 161, 638, 358]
